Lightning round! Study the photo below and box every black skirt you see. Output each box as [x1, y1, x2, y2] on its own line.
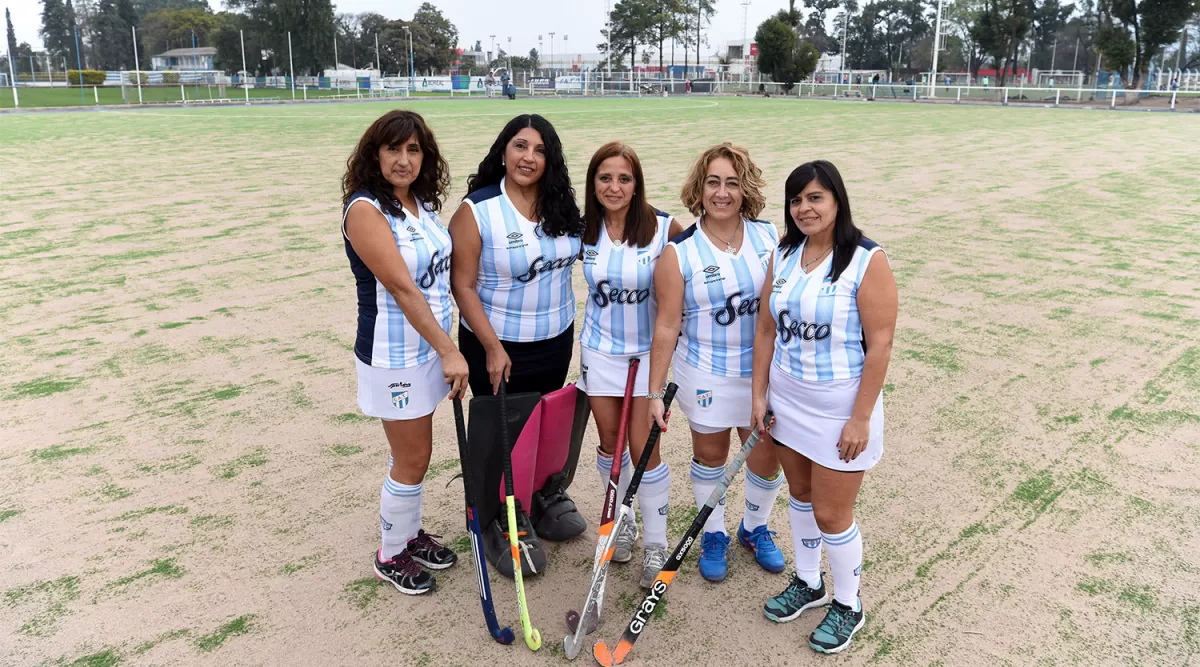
[459, 322, 574, 397]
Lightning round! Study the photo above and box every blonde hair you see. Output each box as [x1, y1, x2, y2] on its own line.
[679, 142, 766, 219]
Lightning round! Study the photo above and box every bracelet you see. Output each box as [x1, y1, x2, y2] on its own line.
[647, 390, 666, 400]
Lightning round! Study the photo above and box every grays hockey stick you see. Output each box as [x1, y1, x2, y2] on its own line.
[452, 396, 515, 645]
[563, 382, 678, 659]
[592, 414, 773, 666]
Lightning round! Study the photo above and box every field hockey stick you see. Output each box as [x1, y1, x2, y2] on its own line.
[592, 413, 773, 667]
[452, 396, 515, 645]
[569, 358, 639, 635]
[564, 382, 678, 660]
[499, 383, 542, 651]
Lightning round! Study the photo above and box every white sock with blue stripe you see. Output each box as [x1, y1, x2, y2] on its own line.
[690, 459, 727, 535]
[637, 463, 671, 547]
[743, 468, 782, 531]
[596, 449, 633, 509]
[821, 521, 863, 610]
[381, 463, 422, 560]
[789, 497, 823, 589]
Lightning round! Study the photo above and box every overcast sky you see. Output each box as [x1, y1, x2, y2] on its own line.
[8, 0, 783, 58]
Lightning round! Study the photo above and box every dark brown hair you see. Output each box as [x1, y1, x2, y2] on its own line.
[583, 141, 657, 248]
[780, 160, 863, 282]
[342, 110, 449, 218]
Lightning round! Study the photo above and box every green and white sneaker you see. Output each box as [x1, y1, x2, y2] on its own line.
[763, 573, 830, 623]
[809, 598, 865, 654]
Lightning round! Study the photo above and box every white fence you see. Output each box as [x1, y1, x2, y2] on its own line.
[789, 81, 1200, 110]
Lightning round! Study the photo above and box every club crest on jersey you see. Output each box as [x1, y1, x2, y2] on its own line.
[390, 390, 409, 410]
[819, 277, 837, 296]
[802, 538, 821, 549]
[637, 251, 652, 266]
[759, 251, 771, 268]
[696, 389, 713, 408]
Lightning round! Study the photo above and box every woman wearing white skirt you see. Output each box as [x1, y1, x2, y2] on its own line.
[342, 111, 469, 596]
[647, 143, 786, 584]
[578, 141, 682, 588]
[751, 160, 898, 654]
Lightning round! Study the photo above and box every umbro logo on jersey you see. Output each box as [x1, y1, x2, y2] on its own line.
[696, 389, 713, 408]
[775, 278, 787, 286]
[406, 225, 418, 233]
[507, 232, 523, 240]
[702, 264, 724, 285]
[703, 265, 719, 274]
[585, 249, 599, 256]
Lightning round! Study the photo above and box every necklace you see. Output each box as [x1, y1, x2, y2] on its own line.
[605, 221, 624, 245]
[803, 245, 832, 272]
[704, 217, 742, 254]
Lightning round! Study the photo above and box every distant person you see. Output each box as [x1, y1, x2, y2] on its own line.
[647, 143, 786, 584]
[579, 141, 683, 588]
[449, 114, 586, 575]
[752, 160, 897, 654]
[983, 76, 990, 89]
[341, 110, 465, 595]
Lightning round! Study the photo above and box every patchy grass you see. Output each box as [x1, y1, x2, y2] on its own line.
[108, 558, 185, 590]
[0, 508, 22, 523]
[58, 648, 123, 666]
[31, 443, 96, 462]
[112, 505, 189, 521]
[214, 448, 267, 479]
[7, 376, 84, 398]
[189, 514, 234, 530]
[342, 578, 385, 611]
[195, 614, 255, 652]
[5, 575, 82, 637]
[278, 554, 322, 575]
[329, 444, 363, 456]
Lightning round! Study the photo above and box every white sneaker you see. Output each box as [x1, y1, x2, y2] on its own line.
[612, 519, 638, 563]
[639, 545, 669, 588]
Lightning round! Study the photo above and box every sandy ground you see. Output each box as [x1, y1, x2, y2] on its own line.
[1, 97, 1199, 667]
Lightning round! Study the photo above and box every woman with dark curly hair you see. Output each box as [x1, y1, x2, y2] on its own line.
[449, 113, 585, 576]
[342, 110, 467, 596]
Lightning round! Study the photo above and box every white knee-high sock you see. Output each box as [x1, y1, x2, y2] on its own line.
[822, 522, 863, 610]
[637, 463, 671, 547]
[690, 459, 726, 535]
[789, 498, 822, 589]
[596, 450, 633, 506]
[743, 468, 782, 531]
[381, 474, 423, 560]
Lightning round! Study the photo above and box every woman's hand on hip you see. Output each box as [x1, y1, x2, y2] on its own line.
[837, 416, 870, 463]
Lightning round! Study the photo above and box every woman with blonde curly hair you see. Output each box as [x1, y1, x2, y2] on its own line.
[645, 142, 786, 583]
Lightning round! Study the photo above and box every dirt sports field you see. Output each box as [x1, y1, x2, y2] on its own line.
[1, 97, 1198, 667]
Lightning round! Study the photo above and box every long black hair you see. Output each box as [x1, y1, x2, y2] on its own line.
[779, 160, 862, 282]
[465, 114, 583, 238]
[342, 110, 449, 218]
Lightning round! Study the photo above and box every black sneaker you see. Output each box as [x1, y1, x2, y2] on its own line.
[763, 573, 831, 623]
[809, 598, 865, 654]
[530, 472, 587, 541]
[373, 549, 435, 595]
[406, 530, 457, 570]
[483, 500, 547, 578]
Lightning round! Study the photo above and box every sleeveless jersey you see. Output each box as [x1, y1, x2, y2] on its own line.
[463, 178, 581, 343]
[342, 192, 453, 369]
[768, 237, 885, 381]
[580, 210, 674, 356]
[671, 218, 779, 377]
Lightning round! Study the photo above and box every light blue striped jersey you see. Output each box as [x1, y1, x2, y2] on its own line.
[671, 218, 779, 377]
[342, 192, 453, 369]
[768, 237, 885, 380]
[462, 178, 581, 342]
[580, 210, 674, 355]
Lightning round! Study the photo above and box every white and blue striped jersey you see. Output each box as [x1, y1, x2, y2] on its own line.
[463, 178, 581, 342]
[580, 210, 674, 355]
[769, 237, 885, 381]
[671, 218, 779, 377]
[342, 192, 454, 369]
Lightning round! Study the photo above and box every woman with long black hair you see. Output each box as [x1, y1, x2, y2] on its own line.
[449, 114, 585, 576]
[342, 110, 467, 596]
[751, 160, 897, 654]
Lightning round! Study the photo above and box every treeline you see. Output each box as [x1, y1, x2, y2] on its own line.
[10, 0, 460, 77]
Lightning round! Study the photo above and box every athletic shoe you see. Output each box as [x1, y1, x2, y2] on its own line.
[763, 573, 830, 623]
[737, 521, 786, 574]
[612, 518, 639, 564]
[482, 500, 547, 578]
[531, 472, 587, 541]
[373, 549, 434, 595]
[406, 529, 457, 570]
[809, 599, 866, 654]
[639, 545, 669, 589]
[697, 531, 730, 582]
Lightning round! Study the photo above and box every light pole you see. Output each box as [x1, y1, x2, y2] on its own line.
[375, 33, 381, 75]
[405, 26, 414, 91]
[549, 32, 555, 79]
[239, 29, 249, 104]
[563, 35, 568, 73]
[841, 7, 850, 85]
[132, 25, 143, 103]
[605, 0, 611, 77]
[929, 0, 943, 96]
[538, 35, 543, 75]
[507, 36, 512, 73]
[489, 34, 496, 63]
[741, 0, 751, 83]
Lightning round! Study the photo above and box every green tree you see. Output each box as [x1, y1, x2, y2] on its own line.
[1097, 0, 1198, 90]
[41, 0, 75, 61]
[410, 2, 458, 72]
[92, 0, 131, 68]
[132, 0, 209, 21]
[755, 16, 820, 89]
[6, 8, 17, 60]
[140, 7, 218, 56]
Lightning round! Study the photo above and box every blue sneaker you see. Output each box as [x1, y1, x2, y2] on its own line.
[697, 531, 730, 582]
[737, 521, 786, 573]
